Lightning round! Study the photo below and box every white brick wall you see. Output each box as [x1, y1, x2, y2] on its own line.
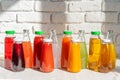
[0, 0, 120, 57]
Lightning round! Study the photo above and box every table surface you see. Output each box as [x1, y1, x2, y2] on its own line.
[0, 58, 120, 80]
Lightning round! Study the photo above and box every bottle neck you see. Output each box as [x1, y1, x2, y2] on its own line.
[6, 34, 15, 38]
[23, 32, 30, 42]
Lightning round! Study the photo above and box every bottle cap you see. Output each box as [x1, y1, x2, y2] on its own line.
[63, 30, 72, 35]
[43, 39, 52, 42]
[102, 39, 111, 43]
[91, 31, 100, 35]
[35, 31, 44, 35]
[71, 39, 80, 42]
[5, 30, 15, 34]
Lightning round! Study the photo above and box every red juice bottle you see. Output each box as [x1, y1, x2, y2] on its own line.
[40, 39, 54, 72]
[33, 31, 44, 69]
[61, 30, 72, 69]
[4, 30, 15, 70]
[12, 40, 25, 71]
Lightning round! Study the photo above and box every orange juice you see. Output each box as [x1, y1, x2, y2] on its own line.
[22, 41, 33, 68]
[67, 39, 81, 72]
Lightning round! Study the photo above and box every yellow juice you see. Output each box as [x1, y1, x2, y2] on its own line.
[88, 38, 101, 71]
[80, 42, 88, 69]
[98, 43, 111, 72]
[67, 41, 81, 73]
[109, 43, 116, 69]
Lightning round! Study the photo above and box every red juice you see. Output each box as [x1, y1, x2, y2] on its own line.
[40, 39, 54, 72]
[5, 37, 14, 70]
[12, 42, 25, 71]
[34, 36, 44, 69]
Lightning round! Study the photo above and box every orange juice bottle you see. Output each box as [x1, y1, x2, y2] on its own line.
[98, 39, 111, 73]
[78, 30, 88, 69]
[22, 29, 33, 68]
[67, 39, 81, 73]
[88, 31, 101, 71]
[61, 30, 72, 69]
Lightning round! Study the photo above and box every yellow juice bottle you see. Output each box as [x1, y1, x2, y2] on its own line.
[106, 30, 116, 70]
[98, 39, 111, 73]
[88, 31, 101, 72]
[67, 39, 81, 73]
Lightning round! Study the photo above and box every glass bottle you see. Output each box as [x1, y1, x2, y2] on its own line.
[4, 30, 15, 70]
[67, 39, 81, 73]
[88, 31, 101, 71]
[61, 30, 72, 69]
[33, 31, 44, 69]
[78, 30, 88, 69]
[22, 29, 33, 68]
[50, 30, 61, 69]
[98, 39, 111, 73]
[12, 36, 25, 71]
[108, 30, 116, 70]
[40, 38, 54, 72]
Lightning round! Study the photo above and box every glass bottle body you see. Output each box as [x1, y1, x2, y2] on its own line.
[88, 31, 101, 71]
[78, 30, 88, 69]
[12, 41, 25, 71]
[40, 39, 54, 72]
[67, 39, 81, 73]
[4, 31, 15, 70]
[34, 35, 44, 69]
[61, 33, 72, 69]
[22, 30, 33, 68]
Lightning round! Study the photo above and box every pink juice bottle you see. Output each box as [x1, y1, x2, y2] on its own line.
[4, 30, 15, 70]
[33, 31, 44, 69]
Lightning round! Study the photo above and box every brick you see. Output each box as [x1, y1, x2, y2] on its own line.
[32, 24, 65, 34]
[1, 0, 34, 11]
[102, 2, 120, 11]
[69, 1, 101, 12]
[68, 23, 101, 34]
[102, 23, 120, 33]
[52, 13, 84, 23]
[86, 12, 118, 23]
[35, 1, 66, 12]
[17, 12, 51, 23]
[0, 12, 16, 22]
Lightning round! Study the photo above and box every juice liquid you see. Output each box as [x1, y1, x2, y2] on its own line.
[109, 43, 116, 69]
[12, 42, 25, 71]
[98, 43, 111, 72]
[22, 41, 33, 68]
[34, 36, 44, 69]
[61, 37, 71, 69]
[80, 42, 88, 69]
[40, 42, 54, 72]
[5, 37, 14, 70]
[88, 38, 101, 71]
[67, 42, 81, 72]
